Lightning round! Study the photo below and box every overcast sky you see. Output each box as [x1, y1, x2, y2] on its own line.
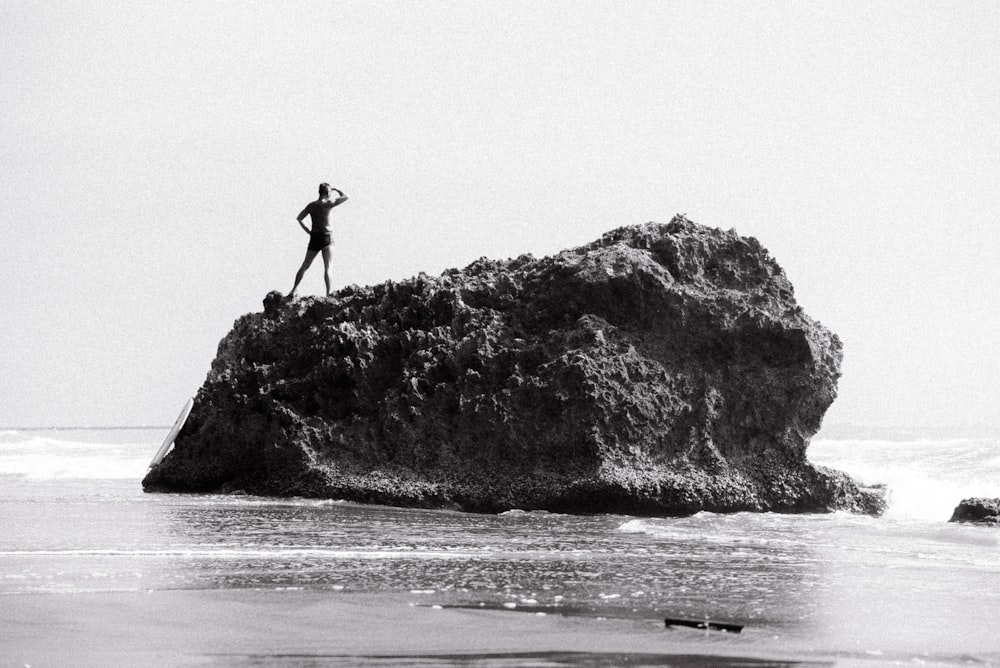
[1, 1, 997, 430]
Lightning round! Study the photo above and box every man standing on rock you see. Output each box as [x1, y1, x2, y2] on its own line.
[289, 182, 348, 298]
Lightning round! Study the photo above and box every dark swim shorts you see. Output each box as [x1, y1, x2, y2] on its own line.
[308, 232, 331, 252]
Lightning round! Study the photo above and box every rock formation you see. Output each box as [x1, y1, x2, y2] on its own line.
[143, 217, 885, 515]
[949, 498, 1000, 524]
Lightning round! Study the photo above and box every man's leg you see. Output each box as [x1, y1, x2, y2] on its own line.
[321, 247, 332, 297]
[290, 249, 319, 296]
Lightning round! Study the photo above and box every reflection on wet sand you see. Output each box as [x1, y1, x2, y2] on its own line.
[154, 496, 823, 633]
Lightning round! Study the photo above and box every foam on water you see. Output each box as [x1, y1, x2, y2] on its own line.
[0, 434, 154, 480]
[0, 548, 482, 559]
[809, 437, 1000, 521]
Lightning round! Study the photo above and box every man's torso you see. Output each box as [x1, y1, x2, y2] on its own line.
[306, 199, 336, 235]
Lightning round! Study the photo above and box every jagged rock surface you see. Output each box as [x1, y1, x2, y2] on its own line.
[143, 217, 884, 515]
[949, 498, 1000, 524]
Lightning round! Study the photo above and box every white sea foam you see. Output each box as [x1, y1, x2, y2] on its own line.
[0, 548, 478, 558]
[617, 438, 1000, 526]
[191, 496, 350, 508]
[617, 518, 654, 534]
[810, 437, 1000, 521]
[616, 515, 807, 550]
[0, 435, 152, 480]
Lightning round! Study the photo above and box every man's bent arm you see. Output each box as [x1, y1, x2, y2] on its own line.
[297, 206, 312, 234]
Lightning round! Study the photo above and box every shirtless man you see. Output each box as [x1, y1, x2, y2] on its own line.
[289, 183, 348, 297]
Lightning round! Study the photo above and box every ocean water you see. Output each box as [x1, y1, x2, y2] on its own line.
[2, 427, 999, 666]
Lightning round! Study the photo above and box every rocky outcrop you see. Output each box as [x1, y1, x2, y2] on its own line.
[143, 217, 884, 515]
[949, 498, 1000, 524]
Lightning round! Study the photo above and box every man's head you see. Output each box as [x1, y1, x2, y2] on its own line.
[319, 183, 331, 197]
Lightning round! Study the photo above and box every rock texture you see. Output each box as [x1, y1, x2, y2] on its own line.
[143, 217, 884, 515]
[949, 498, 1000, 524]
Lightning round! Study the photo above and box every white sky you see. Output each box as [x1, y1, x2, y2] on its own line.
[1, 1, 997, 429]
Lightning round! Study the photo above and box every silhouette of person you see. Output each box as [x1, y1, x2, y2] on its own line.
[289, 183, 348, 297]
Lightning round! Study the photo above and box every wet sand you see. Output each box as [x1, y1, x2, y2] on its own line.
[1, 589, 825, 667]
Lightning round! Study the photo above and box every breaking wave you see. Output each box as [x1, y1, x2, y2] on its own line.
[810, 437, 1000, 521]
[0, 433, 158, 480]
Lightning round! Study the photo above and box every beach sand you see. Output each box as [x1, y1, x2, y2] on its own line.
[2, 589, 824, 667]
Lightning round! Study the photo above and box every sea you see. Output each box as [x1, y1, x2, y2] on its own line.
[2, 426, 999, 667]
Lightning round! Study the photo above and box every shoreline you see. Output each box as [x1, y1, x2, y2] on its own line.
[1, 589, 829, 667]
